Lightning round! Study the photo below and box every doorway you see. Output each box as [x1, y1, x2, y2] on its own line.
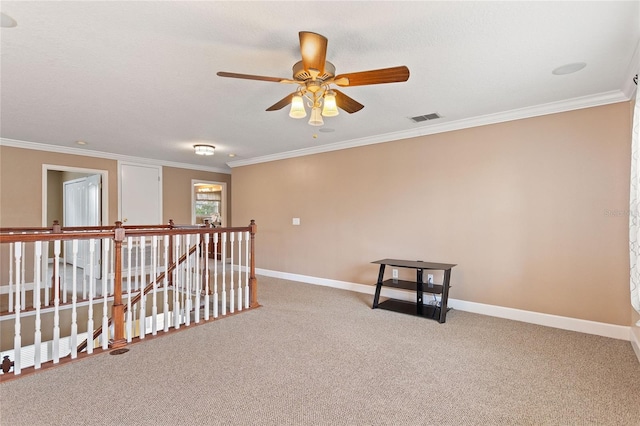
[43, 165, 108, 278]
[191, 180, 227, 227]
[42, 165, 109, 229]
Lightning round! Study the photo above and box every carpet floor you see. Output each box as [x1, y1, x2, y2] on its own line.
[1, 276, 639, 425]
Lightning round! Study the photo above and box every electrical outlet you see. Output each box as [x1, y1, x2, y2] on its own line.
[392, 269, 398, 279]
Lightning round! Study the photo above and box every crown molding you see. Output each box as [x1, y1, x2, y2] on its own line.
[228, 89, 630, 168]
[2, 87, 631, 173]
[0, 138, 231, 174]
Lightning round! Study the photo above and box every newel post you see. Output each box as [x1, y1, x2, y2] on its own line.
[110, 221, 127, 349]
[249, 220, 259, 308]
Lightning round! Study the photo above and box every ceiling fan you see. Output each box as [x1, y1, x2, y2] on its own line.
[217, 31, 410, 126]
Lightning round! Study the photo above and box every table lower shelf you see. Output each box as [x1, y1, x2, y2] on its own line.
[376, 299, 450, 321]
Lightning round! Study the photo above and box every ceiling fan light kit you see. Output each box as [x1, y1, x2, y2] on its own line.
[321, 90, 339, 117]
[217, 31, 410, 127]
[289, 93, 307, 119]
[308, 107, 324, 126]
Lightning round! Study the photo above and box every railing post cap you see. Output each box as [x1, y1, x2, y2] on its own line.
[114, 221, 125, 241]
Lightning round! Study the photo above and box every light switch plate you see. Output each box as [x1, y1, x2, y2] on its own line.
[292, 218, 300, 225]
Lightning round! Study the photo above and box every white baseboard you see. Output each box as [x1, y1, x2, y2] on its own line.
[256, 268, 631, 342]
[631, 328, 640, 363]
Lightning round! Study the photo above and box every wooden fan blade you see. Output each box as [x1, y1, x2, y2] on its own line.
[217, 71, 287, 83]
[266, 92, 296, 111]
[333, 89, 364, 114]
[299, 32, 327, 76]
[334, 66, 410, 87]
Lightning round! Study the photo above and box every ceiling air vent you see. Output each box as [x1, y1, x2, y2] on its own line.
[410, 113, 440, 123]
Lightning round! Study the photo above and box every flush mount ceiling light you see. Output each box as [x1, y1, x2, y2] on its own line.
[194, 144, 215, 156]
[217, 31, 410, 127]
[552, 62, 587, 75]
[0, 12, 17, 28]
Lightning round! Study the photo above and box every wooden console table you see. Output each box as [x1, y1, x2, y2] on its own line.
[372, 259, 456, 323]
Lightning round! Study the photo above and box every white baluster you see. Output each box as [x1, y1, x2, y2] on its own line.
[237, 231, 243, 312]
[21, 238, 26, 310]
[108, 239, 114, 296]
[194, 234, 201, 324]
[8, 239, 14, 312]
[110, 239, 116, 296]
[173, 235, 181, 329]
[245, 231, 250, 309]
[13, 242, 22, 374]
[185, 234, 191, 327]
[193, 234, 200, 324]
[34, 241, 42, 368]
[221, 232, 227, 316]
[181, 235, 187, 326]
[151, 235, 158, 335]
[82, 241, 87, 301]
[53, 240, 61, 363]
[126, 237, 133, 342]
[229, 232, 235, 314]
[134, 239, 139, 291]
[32, 234, 39, 309]
[163, 235, 170, 332]
[213, 233, 219, 319]
[20, 240, 27, 311]
[101, 239, 110, 349]
[70, 240, 78, 359]
[204, 233, 210, 321]
[43, 241, 50, 307]
[87, 239, 95, 354]
[139, 236, 146, 339]
[62, 242, 67, 304]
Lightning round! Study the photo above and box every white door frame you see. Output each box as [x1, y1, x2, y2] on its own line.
[42, 164, 109, 227]
[191, 179, 227, 227]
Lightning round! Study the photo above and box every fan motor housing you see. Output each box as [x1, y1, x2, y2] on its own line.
[292, 61, 336, 82]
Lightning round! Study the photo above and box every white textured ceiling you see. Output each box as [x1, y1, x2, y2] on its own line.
[1, 1, 639, 173]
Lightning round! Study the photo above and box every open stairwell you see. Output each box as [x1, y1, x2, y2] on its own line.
[0, 220, 258, 379]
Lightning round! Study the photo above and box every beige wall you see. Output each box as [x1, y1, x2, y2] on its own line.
[0, 147, 119, 226]
[232, 102, 633, 326]
[46, 170, 63, 226]
[162, 167, 231, 225]
[0, 147, 231, 228]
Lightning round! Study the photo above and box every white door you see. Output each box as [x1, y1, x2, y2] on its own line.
[63, 174, 102, 277]
[119, 163, 162, 225]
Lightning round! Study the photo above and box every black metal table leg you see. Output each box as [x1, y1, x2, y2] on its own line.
[439, 268, 452, 323]
[416, 268, 423, 316]
[372, 264, 385, 308]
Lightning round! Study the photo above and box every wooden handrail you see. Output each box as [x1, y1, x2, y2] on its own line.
[3, 219, 258, 366]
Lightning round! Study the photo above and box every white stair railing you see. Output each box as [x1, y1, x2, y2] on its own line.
[1, 221, 258, 378]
